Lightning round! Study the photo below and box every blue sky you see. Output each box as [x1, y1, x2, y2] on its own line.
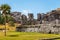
[0, 0, 60, 18]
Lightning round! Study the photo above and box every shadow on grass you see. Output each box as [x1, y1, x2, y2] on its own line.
[7, 35, 19, 37]
[40, 37, 60, 40]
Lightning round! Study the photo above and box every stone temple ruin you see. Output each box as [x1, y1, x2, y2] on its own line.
[12, 8, 60, 34]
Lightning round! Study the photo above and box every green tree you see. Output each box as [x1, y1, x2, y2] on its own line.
[0, 4, 11, 36]
[8, 16, 15, 26]
[9, 21, 15, 26]
[0, 15, 5, 24]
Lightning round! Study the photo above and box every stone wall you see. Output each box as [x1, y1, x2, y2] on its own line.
[16, 24, 60, 34]
[16, 27, 39, 32]
[39, 24, 60, 34]
[15, 9, 60, 34]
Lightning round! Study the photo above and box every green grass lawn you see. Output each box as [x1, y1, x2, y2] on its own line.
[0, 31, 60, 40]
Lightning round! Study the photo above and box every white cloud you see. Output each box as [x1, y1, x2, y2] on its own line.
[22, 10, 31, 16]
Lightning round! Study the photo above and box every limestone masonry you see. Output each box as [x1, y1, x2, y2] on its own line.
[11, 8, 60, 34]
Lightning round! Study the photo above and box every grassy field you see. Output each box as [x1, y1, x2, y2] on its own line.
[0, 24, 60, 40]
[0, 31, 60, 40]
[0, 23, 20, 31]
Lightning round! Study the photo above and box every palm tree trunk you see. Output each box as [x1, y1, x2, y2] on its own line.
[4, 14, 6, 36]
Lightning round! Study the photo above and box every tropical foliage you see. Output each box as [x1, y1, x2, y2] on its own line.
[0, 4, 15, 26]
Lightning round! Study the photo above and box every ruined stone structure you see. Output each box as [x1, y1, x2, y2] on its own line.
[21, 14, 27, 25]
[12, 8, 60, 34]
[27, 13, 35, 25]
[28, 13, 34, 20]
[11, 12, 21, 23]
[37, 13, 41, 24]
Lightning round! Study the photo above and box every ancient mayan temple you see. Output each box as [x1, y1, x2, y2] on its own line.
[12, 8, 60, 34]
[38, 8, 60, 34]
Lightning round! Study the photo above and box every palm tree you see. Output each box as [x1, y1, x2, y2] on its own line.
[0, 4, 11, 36]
